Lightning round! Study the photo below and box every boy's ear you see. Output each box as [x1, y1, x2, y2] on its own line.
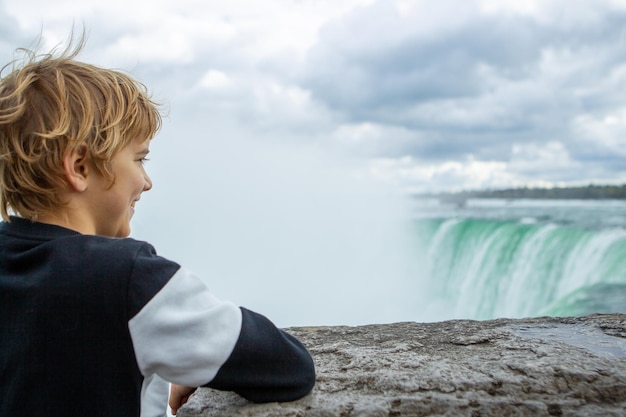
[63, 145, 90, 192]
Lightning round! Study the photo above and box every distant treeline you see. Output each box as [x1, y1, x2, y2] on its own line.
[421, 184, 626, 201]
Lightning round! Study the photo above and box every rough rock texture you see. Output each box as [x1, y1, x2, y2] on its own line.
[179, 314, 626, 417]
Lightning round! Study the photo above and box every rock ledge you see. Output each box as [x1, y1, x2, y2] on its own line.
[180, 314, 626, 417]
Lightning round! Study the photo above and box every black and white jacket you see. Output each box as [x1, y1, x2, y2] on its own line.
[0, 217, 315, 417]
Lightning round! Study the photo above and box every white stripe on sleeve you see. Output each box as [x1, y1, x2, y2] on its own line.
[140, 373, 169, 417]
[129, 267, 242, 386]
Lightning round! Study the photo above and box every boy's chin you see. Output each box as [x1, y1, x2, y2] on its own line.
[110, 223, 131, 238]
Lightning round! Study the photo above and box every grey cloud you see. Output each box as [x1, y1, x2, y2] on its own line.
[0, 3, 29, 64]
[304, 3, 626, 117]
[296, 0, 626, 185]
[303, 5, 544, 115]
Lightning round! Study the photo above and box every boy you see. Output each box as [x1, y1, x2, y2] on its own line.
[0, 39, 315, 417]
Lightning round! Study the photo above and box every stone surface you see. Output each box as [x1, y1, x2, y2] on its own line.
[179, 314, 626, 417]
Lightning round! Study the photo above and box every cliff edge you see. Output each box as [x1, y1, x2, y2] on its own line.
[179, 314, 626, 417]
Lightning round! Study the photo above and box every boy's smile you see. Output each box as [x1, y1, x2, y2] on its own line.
[84, 140, 153, 238]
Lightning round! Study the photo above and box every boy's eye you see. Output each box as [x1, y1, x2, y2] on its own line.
[138, 158, 150, 165]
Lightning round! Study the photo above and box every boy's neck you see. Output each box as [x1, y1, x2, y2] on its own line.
[37, 210, 94, 236]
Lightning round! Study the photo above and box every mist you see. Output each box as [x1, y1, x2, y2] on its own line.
[131, 111, 421, 327]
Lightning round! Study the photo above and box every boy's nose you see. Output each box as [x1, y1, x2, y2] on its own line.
[143, 173, 153, 192]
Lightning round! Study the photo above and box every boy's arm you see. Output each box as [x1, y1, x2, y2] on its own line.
[205, 307, 315, 402]
[127, 252, 315, 403]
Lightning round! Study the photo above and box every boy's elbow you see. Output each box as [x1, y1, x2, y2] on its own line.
[267, 351, 316, 402]
[241, 350, 316, 404]
[292, 352, 316, 400]
[290, 331, 316, 400]
[209, 309, 317, 403]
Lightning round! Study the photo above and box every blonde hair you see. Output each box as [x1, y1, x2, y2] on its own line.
[0, 37, 162, 221]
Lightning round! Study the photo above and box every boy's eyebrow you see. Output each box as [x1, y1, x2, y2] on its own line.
[136, 148, 150, 156]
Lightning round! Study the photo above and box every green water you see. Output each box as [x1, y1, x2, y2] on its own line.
[412, 199, 626, 320]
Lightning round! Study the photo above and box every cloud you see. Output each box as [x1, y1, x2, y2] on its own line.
[199, 69, 234, 89]
[0, 1, 30, 63]
[299, 0, 626, 187]
[303, 1, 542, 114]
[366, 155, 514, 193]
[4, 0, 626, 194]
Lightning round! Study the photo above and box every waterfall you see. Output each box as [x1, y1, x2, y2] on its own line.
[413, 215, 626, 320]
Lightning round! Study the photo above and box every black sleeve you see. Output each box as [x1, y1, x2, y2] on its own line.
[205, 307, 316, 403]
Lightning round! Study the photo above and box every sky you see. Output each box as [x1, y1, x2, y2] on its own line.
[2, 0, 626, 325]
